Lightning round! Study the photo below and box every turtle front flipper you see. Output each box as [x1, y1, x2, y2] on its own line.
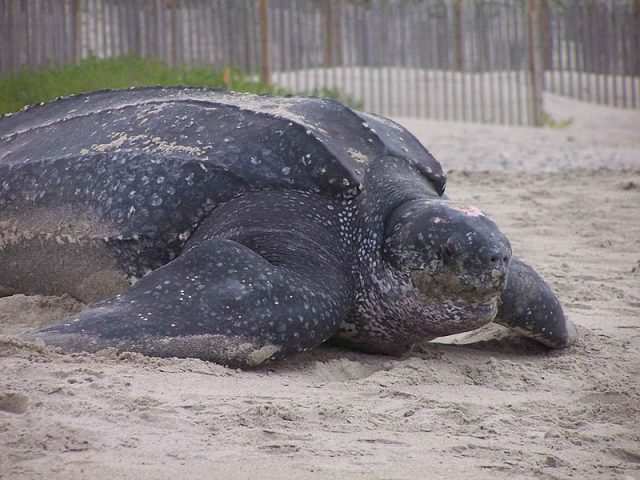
[494, 258, 576, 348]
[24, 229, 354, 367]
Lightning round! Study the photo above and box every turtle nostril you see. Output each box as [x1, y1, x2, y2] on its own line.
[488, 253, 509, 267]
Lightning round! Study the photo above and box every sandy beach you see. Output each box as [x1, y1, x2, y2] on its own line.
[1, 93, 639, 479]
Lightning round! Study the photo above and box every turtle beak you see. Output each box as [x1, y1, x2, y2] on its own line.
[410, 239, 511, 302]
[440, 230, 511, 288]
[484, 244, 511, 291]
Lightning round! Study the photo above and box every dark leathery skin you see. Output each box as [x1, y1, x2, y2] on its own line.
[1, 87, 574, 366]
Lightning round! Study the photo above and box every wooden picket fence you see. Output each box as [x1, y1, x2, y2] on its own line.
[1, 0, 639, 126]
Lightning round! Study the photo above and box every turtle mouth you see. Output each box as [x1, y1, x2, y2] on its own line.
[410, 268, 503, 302]
[409, 268, 502, 332]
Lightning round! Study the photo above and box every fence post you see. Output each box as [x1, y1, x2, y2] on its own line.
[541, 0, 552, 70]
[259, 0, 270, 85]
[527, 0, 544, 126]
[634, 0, 640, 77]
[72, 0, 81, 62]
[169, 0, 178, 67]
[323, 0, 333, 68]
[454, 0, 463, 71]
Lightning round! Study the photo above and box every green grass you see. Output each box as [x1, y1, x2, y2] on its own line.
[0, 56, 286, 115]
[0, 56, 361, 115]
[541, 110, 574, 130]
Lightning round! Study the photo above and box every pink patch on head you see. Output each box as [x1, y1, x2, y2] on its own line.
[451, 205, 485, 217]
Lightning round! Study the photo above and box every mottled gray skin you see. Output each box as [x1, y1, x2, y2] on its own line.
[0, 87, 575, 367]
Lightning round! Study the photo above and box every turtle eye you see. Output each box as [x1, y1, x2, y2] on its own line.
[445, 237, 457, 257]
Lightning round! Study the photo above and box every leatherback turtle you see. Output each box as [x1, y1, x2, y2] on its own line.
[0, 87, 575, 367]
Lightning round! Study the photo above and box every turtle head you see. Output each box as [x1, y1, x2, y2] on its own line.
[383, 198, 512, 333]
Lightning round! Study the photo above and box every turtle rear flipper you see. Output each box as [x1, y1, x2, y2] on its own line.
[494, 258, 576, 348]
[24, 233, 353, 367]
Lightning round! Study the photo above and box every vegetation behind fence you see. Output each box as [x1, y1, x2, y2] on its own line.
[1, 0, 639, 126]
